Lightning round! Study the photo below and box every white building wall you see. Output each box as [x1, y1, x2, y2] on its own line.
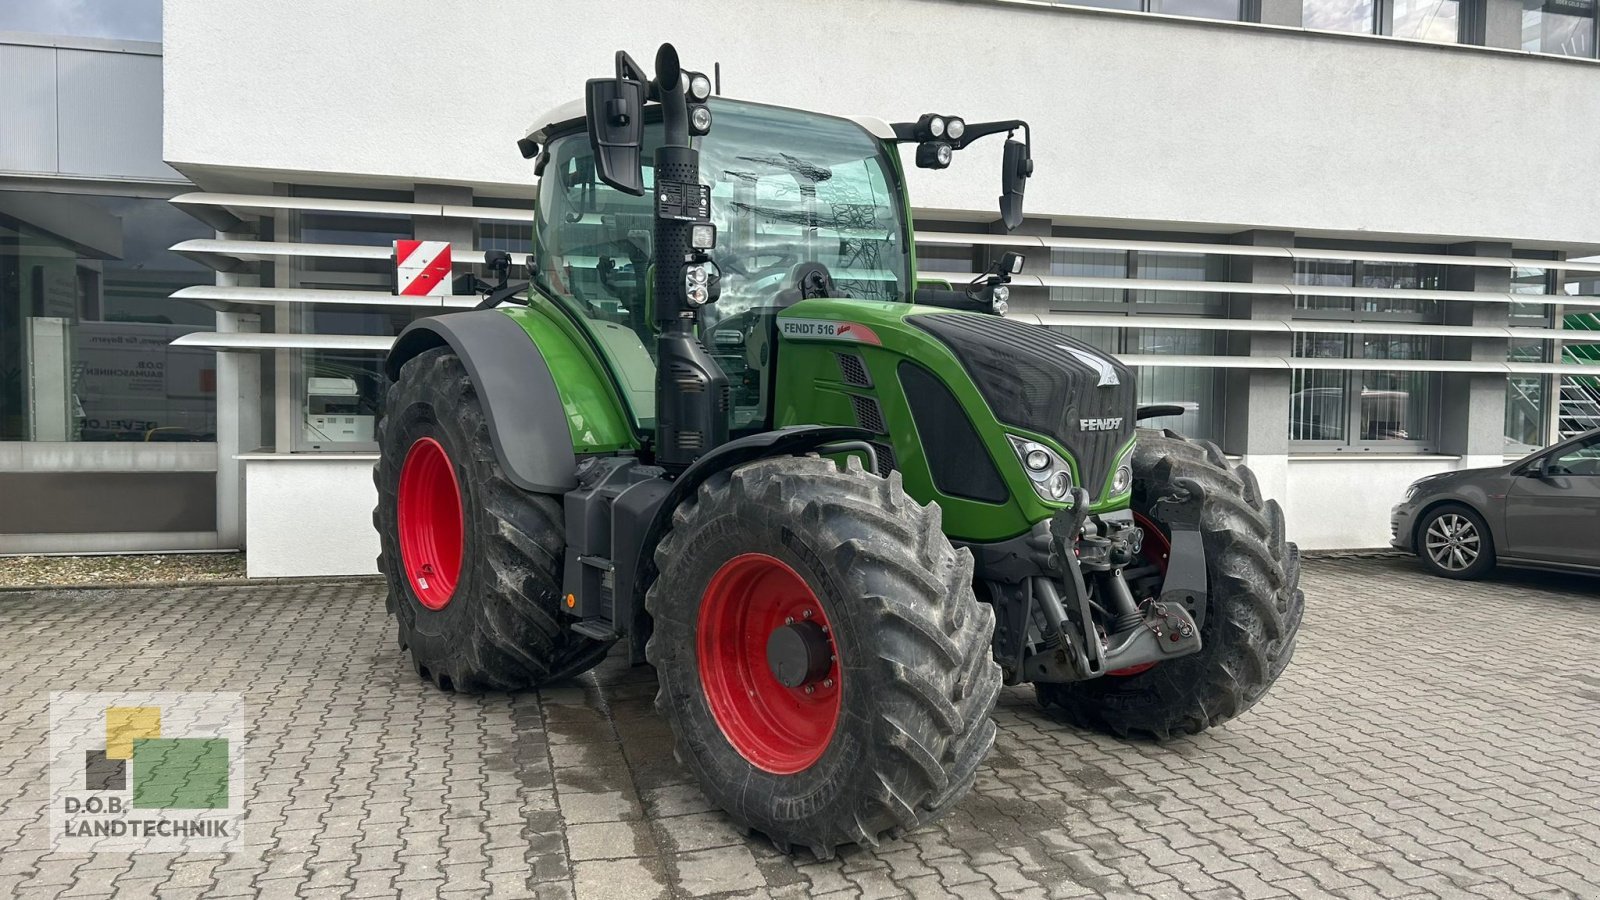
[243, 457, 380, 578]
[165, 0, 1600, 247]
[1283, 456, 1466, 550]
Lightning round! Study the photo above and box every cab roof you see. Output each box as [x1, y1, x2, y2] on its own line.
[521, 97, 895, 146]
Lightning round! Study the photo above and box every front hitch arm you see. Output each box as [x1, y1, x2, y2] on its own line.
[1150, 476, 1210, 630]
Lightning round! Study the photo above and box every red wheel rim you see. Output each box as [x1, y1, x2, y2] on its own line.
[697, 553, 841, 774]
[1107, 512, 1171, 677]
[396, 436, 464, 611]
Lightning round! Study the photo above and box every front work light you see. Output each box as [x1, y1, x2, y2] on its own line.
[688, 72, 712, 101]
[917, 141, 953, 169]
[690, 223, 717, 250]
[946, 117, 966, 140]
[689, 105, 713, 135]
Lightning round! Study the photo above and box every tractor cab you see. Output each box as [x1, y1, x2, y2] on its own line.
[526, 98, 912, 435]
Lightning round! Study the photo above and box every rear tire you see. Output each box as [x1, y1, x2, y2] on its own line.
[646, 456, 1000, 858]
[1037, 430, 1304, 739]
[1415, 503, 1496, 580]
[374, 346, 610, 692]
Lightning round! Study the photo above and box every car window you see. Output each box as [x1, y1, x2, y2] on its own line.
[1548, 435, 1600, 476]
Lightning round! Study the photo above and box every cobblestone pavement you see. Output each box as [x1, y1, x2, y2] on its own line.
[2, 558, 1597, 899]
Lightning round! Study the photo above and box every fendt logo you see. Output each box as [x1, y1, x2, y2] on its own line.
[1079, 417, 1124, 432]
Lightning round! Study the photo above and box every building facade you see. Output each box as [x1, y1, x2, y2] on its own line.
[0, 18, 225, 555]
[6, 0, 1599, 570]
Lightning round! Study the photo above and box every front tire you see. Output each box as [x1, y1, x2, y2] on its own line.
[1038, 431, 1305, 739]
[1416, 503, 1495, 580]
[374, 347, 610, 692]
[645, 456, 1001, 857]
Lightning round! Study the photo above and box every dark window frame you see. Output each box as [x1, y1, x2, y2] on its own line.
[1289, 259, 1447, 453]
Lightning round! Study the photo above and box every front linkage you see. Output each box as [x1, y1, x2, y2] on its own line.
[975, 483, 1207, 687]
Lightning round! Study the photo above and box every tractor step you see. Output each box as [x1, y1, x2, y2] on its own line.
[571, 619, 618, 641]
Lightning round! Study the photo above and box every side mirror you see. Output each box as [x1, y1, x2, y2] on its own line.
[999, 138, 1032, 231]
[584, 74, 645, 196]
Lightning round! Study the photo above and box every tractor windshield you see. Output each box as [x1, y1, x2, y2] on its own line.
[535, 99, 908, 321]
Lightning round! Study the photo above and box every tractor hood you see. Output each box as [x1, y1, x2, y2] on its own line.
[909, 313, 1137, 499]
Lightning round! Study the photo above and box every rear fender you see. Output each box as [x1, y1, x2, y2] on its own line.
[386, 308, 636, 494]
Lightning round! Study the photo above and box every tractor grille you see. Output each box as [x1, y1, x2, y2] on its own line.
[911, 313, 1136, 500]
[869, 441, 897, 477]
[837, 353, 873, 387]
[851, 394, 886, 433]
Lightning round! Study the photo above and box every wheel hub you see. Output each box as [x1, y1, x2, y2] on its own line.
[1425, 513, 1479, 570]
[396, 436, 464, 610]
[766, 621, 833, 688]
[697, 553, 841, 775]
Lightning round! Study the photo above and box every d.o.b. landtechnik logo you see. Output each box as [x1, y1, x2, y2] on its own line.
[50, 692, 244, 852]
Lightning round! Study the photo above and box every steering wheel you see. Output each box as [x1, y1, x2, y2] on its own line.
[720, 251, 801, 283]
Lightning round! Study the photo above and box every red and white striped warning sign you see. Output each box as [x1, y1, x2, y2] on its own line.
[394, 240, 452, 296]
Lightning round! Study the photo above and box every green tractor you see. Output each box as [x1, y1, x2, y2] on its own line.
[374, 44, 1304, 856]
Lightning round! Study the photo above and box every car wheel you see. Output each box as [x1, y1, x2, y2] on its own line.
[1416, 504, 1495, 580]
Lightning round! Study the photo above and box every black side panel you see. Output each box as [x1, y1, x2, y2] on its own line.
[388, 311, 578, 493]
[899, 361, 1008, 504]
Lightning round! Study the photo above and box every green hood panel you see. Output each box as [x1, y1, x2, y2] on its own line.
[773, 300, 1131, 543]
[499, 304, 641, 454]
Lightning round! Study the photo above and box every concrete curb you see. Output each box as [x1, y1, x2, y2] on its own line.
[0, 575, 387, 594]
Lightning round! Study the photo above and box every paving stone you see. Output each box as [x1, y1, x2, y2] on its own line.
[571, 857, 668, 900]
[1, 560, 1595, 899]
[672, 845, 766, 896]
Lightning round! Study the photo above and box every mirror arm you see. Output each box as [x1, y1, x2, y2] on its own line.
[950, 119, 1030, 152]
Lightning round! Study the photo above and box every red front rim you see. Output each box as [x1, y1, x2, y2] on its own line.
[396, 437, 464, 611]
[1107, 512, 1172, 677]
[697, 553, 841, 775]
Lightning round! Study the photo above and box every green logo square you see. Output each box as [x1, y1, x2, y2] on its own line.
[131, 738, 230, 810]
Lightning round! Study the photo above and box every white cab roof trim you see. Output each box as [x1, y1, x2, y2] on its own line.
[846, 115, 897, 140]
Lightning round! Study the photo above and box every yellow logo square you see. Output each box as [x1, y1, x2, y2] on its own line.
[105, 707, 161, 760]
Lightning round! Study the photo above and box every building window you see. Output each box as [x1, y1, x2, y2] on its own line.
[1051, 248, 1228, 315]
[0, 190, 215, 442]
[1506, 267, 1555, 453]
[286, 197, 416, 451]
[1291, 333, 1440, 447]
[1304, 0, 1470, 42]
[1523, 0, 1597, 56]
[1290, 259, 1443, 450]
[1046, 247, 1229, 441]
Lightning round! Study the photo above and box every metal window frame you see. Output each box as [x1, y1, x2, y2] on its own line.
[281, 203, 415, 453]
[1046, 246, 1232, 318]
[1519, 0, 1600, 58]
[1288, 258, 1446, 452]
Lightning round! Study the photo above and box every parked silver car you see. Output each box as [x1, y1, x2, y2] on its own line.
[1391, 429, 1600, 578]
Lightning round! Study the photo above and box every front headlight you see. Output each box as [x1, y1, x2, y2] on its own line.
[1008, 436, 1075, 504]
